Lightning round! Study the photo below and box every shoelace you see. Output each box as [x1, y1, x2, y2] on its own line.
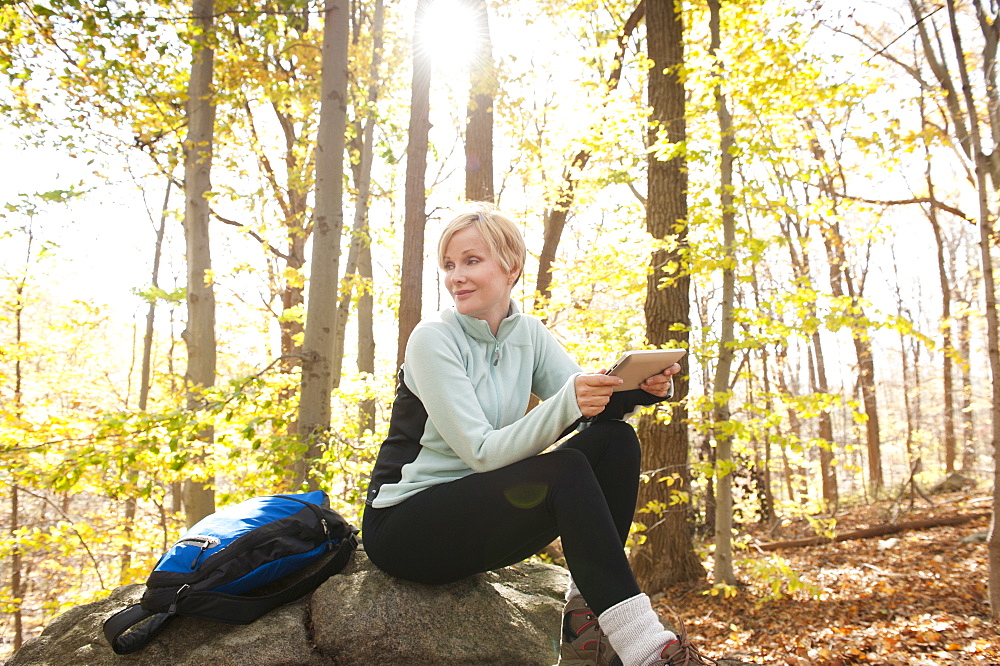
[564, 606, 620, 666]
[657, 611, 718, 666]
[583, 610, 616, 662]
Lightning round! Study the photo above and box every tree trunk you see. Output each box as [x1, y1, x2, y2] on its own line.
[756, 348, 776, 525]
[259, 100, 310, 370]
[297, 0, 350, 489]
[125, 175, 170, 580]
[808, 336, 839, 508]
[358, 233, 377, 433]
[818, 217, 882, 495]
[397, 0, 432, 370]
[943, 0, 1000, 618]
[10, 484, 22, 652]
[708, 0, 736, 586]
[351, 0, 381, 431]
[746, 234, 777, 523]
[534, 2, 645, 302]
[758, 512, 990, 551]
[182, 0, 218, 527]
[959, 306, 976, 471]
[333, 0, 385, 389]
[8, 222, 33, 651]
[924, 150, 958, 473]
[775, 348, 808, 504]
[630, 0, 704, 591]
[464, 0, 494, 202]
[779, 207, 837, 507]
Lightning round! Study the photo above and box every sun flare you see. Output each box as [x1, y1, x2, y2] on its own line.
[415, 0, 484, 71]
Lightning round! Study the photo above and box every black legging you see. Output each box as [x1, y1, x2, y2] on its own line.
[362, 420, 643, 615]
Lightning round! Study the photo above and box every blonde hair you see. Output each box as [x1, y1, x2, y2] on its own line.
[437, 202, 527, 283]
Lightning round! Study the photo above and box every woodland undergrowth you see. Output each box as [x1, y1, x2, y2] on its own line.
[656, 491, 998, 665]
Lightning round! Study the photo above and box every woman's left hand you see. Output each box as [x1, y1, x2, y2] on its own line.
[639, 363, 681, 397]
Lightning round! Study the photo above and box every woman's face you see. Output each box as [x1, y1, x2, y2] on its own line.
[442, 225, 518, 334]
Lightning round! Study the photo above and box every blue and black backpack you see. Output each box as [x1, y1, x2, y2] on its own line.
[103, 490, 359, 655]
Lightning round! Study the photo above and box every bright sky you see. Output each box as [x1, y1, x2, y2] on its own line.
[0, 138, 163, 321]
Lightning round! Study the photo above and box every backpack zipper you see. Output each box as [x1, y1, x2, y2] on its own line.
[164, 500, 336, 585]
[174, 536, 221, 570]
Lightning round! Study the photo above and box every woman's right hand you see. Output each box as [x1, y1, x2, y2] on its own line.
[575, 372, 623, 418]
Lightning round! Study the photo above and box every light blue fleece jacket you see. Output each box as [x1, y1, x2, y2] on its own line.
[370, 302, 584, 508]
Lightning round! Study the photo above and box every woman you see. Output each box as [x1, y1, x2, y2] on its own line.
[363, 203, 717, 666]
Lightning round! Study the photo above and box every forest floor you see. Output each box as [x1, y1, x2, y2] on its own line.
[655, 489, 999, 665]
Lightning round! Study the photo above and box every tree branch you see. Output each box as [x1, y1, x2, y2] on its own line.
[836, 192, 974, 223]
[211, 210, 291, 261]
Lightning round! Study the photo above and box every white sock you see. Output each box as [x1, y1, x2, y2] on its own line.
[565, 577, 581, 602]
[598, 593, 677, 666]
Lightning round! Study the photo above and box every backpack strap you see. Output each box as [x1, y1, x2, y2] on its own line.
[103, 604, 175, 655]
[179, 532, 359, 624]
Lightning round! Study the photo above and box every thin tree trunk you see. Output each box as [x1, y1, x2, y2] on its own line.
[535, 2, 645, 302]
[182, 0, 217, 526]
[631, 0, 704, 591]
[9, 225, 30, 650]
[944, 0, 1000, 617]
[921, 97, 958, 472]
[817, 215, 883, 495]
[333, 0, 385, 389]
[10, 484, 22, 652]
[778, 205, 837, 507]
[464, 0, 494, 202]
[297, 0, 351, 489]
[248, 99, 309, 369]
[757, 347, 776, 525]
[806, 123, 883, 495]
[890, 244, 925, 501]
[397, 0, 432, 370]
[358, 234, 376, 433]
[959, 306, 976, 471]
[352, 0, 380, 425]
[775, 348, 808, 504]
[745, 217, 777, 524]
[124, 176, 171, 581]
[808, 336, 839, 508]
[708, 0, 736, 586]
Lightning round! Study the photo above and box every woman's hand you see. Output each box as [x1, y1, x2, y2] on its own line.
[575, 372, 623, 418]
[639, 363, 681, 397]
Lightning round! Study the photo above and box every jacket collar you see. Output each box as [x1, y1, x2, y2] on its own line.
[449, 300, 522, 343]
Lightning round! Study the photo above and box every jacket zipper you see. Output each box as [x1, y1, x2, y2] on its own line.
[488, 337, 503, 427]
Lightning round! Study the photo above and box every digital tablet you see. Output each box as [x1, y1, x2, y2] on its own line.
[607, 349, 686, 392]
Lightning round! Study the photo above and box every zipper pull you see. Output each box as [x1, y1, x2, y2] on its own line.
[177, 536, 220, 570]
[493, 342, 500, 366]
[169, 584, 190, 615]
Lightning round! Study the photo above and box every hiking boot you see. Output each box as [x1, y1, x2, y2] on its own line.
[558, 595, 622, 666]
[650, 613, 718, 666]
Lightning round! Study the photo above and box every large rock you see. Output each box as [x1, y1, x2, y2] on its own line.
[6, 549, 568, 666]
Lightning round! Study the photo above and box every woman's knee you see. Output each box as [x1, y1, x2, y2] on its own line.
[591, 420, 641, 458]
[544, 447, 593, 474]
[591, 419, 639, 441]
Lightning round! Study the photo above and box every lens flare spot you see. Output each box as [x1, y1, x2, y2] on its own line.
[504, 482, 548, 509]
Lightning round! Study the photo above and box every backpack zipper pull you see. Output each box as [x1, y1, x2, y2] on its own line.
[177, 536, 220, 570]
[169, 584, 190, 615]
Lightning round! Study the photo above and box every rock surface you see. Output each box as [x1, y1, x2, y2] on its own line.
[6, 549, 568, 666]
